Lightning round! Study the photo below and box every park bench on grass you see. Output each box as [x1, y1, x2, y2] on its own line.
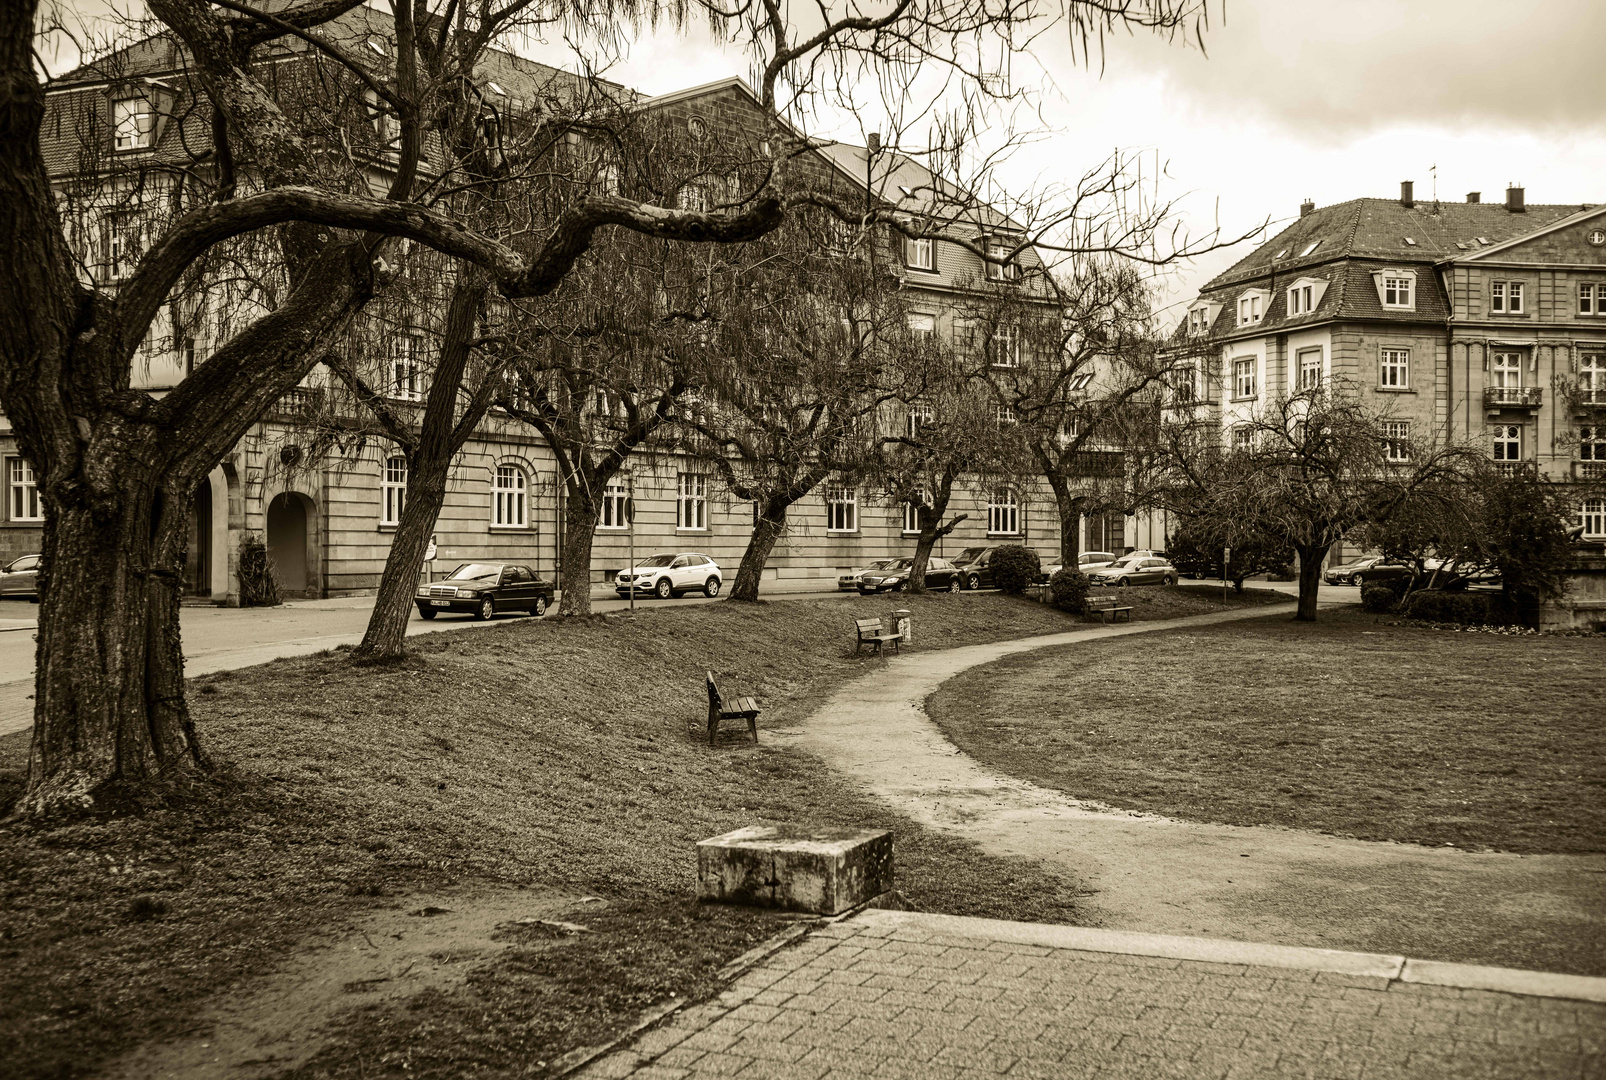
[706, 671, 760, 747]
[1084, 595, 1133, 624]
[854, 617, 903, 657]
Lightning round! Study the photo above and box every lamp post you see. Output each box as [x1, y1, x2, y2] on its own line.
[621, 467, 636, 613]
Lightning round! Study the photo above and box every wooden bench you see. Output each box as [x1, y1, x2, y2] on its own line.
[1083, 595, 1133, 623]
[854, 617, 903, 656]
[706, 671, 760, 747]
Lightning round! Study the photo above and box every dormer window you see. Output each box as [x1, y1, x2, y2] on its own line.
[903, 234, 935, 272]
[984, 235, 1021, 283]
[1372, 269, 1416, 310]
[1185, 300, 1221, 336]
[1236, 290, 1268, 327]
[113, 96, 154, 151]
[1286, 277, 1328, 317]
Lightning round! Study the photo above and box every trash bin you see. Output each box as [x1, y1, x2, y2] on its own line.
[892, 609, 912, 644]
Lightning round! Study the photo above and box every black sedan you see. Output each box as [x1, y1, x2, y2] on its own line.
[415, 562, 554, 620]
[858, 557, 962, 594]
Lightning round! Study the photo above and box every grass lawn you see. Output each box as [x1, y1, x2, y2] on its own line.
[928, 607, 1606, 854]
[2, 588, 1227, 1080]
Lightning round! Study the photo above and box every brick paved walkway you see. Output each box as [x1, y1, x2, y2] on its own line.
[575, 910, 1606, 1080]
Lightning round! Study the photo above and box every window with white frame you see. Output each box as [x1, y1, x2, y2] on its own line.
[1491, 280, 1525, 314]
[102, 212, 144, 281]
[676, 183, 710, 212]
[1288, 283, 1315, 315]
[1381, 275, 1413, 308]
[1067, 367, 1095, 392]
[984, 236, 1021, 282]
[1172, 364, 1197, 403]
[903, 235, 935, 272]
[1492, 424, 1522, 461]
[987, 489, 1020, 535]
[1379, 347, 1410, 389]
[1187, 307, 1211, 335]
[989, 324, 1020, 367]
[1579, 283, 1605, 316]
[1232, 357, 1257, 399]
[1492, 351, 1523, 389]
[906, 402, 933, 437]
[1382, 421, 1410, 463]
[1236, 294, 1264, 327]
[824, 485, 857, 533]
[1232, 425, 1253, 450]
[677, 472, 707, 531]
[363, 88, 398, 149]
[391, 334, 422, 400]
[1296, 348, 1323, 391]
[599, 481, 629, 529]
[112, 96, 154, 151]
[595, 160, 622, 196]
[1582, 500, 1606, 539]
[995, 403, 1018, 426]
[381, 455, 407, 525]
[493, 464, 527, 527]
[907, 312, 935, 341]
[1580, 354, 1604, 402]
[902, 490, 926, 534]
[1581, 426, 1606, 462]
[8, 458, 41, 522]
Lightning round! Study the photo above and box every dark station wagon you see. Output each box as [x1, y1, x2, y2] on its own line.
[415, 562, 554, 620]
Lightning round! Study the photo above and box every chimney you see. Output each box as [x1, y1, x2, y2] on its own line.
[1506, 185, 1525, 213]
[1466, 191, 1481, 204]
[867, 132, 881, 154]
[1400, 181, 1414, 209]
[1299, 199, 1315, 218]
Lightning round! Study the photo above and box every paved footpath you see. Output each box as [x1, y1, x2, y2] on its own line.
[578, 909, 1606, 1080]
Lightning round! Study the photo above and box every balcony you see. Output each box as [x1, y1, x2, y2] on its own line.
[1069, 450, 1125, 478]
[1483, 386, 1542, 409]
[1492, 460, 1537, 479]
[269, 387, 326, 419]
[1574, 460, 1606, 482]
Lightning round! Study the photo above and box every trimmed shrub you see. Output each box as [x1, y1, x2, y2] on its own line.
[1360, 584, 1398, 614]
[1049, 569, 1090, 613]
[1400, 590, 1492, 625]
[990, 545, 1041, 595]
[238, 533, 281, 607]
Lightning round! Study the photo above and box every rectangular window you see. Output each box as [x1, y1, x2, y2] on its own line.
[1289, 284, 1314, 315]
[985, 236, 1020, 282]
[1379, 348, 1410, 389]
[1232, 426, 1253, 450]
[1237, 295, 1263, 326]
[1382, 276, 1413, 307]
[903, 235, 935, 272]
[1187, 307, 1210, 335]
[391, 334, 422, 401]
[1582, 500, 1606, 539]
[493, 464, 527, 527]
[1580, 283, 1602, 316]
[1492, 425, 1522, 462]
[8, 458, 41, 522]
[902, 490, 925, 534]
[1492, 351, 1523, 389]
[1233, 357, 1257, 399]
[1297, 348, 1323, 391]
[113, 96, 154, 150]
[995, 404, 1017, 426]
[989, 324, 1020, 367]
[676, 473, 707, 531]
[1383, 421, 1410, 463]
[987, 490, 1020, 536]
[1581, 355, 1605, 404]
[905, 402, 933, 437]
[381, 456, 407, 525]
[103, 212, 144, 281]
[1491, 280, 1524, 314]
[676, 184, 709, 212]
[825, 485, 857, 533]
[599, 481, 629, 529]
[1581, 426, 1606, 462]
[907, 312, 935, 341]
[1172, 365, 1197, 404]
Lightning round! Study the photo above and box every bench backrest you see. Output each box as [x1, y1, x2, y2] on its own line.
[706, 670, 722, 710]
[1087, 595, 1116, 608]
[855, 618, 887, 636]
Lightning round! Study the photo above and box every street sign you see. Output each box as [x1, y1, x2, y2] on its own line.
[425, 536, 437, 562]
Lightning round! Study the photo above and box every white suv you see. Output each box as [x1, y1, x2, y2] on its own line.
[615, 553, 723, 599]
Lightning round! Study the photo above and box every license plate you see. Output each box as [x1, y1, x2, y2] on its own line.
[431, 600, 450, 606]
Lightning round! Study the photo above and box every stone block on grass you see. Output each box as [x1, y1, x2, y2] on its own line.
[698, 825, 894, 915]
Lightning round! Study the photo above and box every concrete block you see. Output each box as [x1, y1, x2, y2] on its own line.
[698, 825, 894, 915]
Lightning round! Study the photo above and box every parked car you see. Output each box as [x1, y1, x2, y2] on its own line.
[858, 556, 962, 594]
[1323, 556, 1385, 585]
[838, 559, 897, 591]
[615, 552, 723, 599]
[1043, 551, 1118, 578]
[415, 562, 554, 620]
[0, 554, 41, 600]
[951, 546, 1000, 590]
[1088, 554, 1178, 587]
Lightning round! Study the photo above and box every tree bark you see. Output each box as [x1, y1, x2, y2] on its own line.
[906, 472, 959, 593]
[1294, 543, 1327, 622]
[558, 491, 601, 615]
[729, 498, 790, 602]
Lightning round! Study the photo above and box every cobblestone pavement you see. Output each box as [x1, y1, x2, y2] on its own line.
[575, 910, 1606, 1080]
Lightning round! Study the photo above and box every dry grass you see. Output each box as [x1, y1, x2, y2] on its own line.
[927, 607, 1606, 854]
[0, 592, 1115, 1080]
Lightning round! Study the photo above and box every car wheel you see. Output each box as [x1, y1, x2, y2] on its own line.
[1353, 575, 1366, 587]
[1117, 578, 1129, 588]
[418, 607, 437, 620]
[476, 596, 495, 620]
[654, 577, 673, 600]
[532, 596, 547, 617]
[947, 577, 960, 593]
[891, 581, 905, 593]
[966, 573, 980, 591]
[704, 577, 721, 598]
[1162, 575, 1176, 587]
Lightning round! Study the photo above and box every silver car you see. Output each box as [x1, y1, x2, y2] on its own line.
[0, 554, 41, 600]
[839, 559, 896, 591]
[1088, 555, 1178, 587]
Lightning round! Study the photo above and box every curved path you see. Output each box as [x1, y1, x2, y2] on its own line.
[774, 603, 1606, 974]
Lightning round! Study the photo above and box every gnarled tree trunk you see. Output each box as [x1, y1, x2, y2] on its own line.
[1294, 542, 1327, 622]
[905, 471, 961, 593]
[354, 459, 444, 660]
[558, 491, 601, 615]
[729, 497, 789, 602]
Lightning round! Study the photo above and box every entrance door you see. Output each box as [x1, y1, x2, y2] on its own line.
[266, 493, 308, 593]
[188, 480, 212, 596]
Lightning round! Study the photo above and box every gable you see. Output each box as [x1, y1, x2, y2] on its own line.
[1457, 207, 1606, 266]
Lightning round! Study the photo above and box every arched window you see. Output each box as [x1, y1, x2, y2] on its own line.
[381, 456, 407, 525]
[494, 465, 527, 527]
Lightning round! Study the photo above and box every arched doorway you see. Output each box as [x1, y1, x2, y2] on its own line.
[266, 492, 310, 594]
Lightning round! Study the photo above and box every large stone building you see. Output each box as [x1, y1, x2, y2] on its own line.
[1169, 183, 1606, 561]
[4, 19, 1095, 603]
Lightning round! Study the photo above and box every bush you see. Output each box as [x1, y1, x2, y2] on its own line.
[1049, 569, 1090, 613]
[238, 533, 281, 607]
[1400, 590, 1492, 625]
[1360, 584, 1399, 613]
[990, 545, 1041, 595]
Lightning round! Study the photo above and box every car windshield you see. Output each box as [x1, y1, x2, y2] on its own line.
[635, 554, 676, 568]
[863, 560, 893, 571]
[955, 548, 986, 563]
[1108, 556, 1139, 569]
[885, 560, 914, 571]
[446, 563, 503, 580]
